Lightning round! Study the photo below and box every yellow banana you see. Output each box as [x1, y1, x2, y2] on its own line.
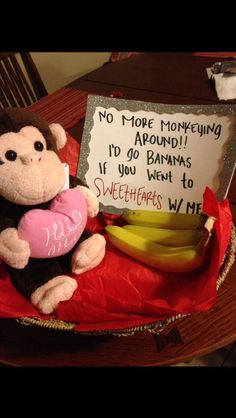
[122, 225, 202, 246]
[105, 225, 210, 273]
[122, 209, 205, 229]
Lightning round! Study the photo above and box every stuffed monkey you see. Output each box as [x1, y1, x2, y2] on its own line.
[0, 108, 106, 314]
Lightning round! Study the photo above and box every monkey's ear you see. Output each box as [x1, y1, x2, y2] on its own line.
[49, 123, 67, 150]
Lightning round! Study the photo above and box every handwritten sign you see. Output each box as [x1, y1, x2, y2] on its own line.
[78, 96, 236, 214]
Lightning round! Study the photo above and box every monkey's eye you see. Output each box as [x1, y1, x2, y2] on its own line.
[5, 150, 17, 161]
[34, 141, 44, 151]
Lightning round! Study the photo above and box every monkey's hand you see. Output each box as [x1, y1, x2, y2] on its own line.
[0, 228, 31, 269]
[76, 186, 99, 218]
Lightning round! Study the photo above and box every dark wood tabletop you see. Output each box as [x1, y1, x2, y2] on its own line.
[70, 52, 236, 104]
[1, 52, 236, 367]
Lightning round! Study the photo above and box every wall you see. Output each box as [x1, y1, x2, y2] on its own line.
[31, 52, 111, 94]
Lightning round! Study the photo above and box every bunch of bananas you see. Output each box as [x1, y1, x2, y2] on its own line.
[105, 210, 215, 273]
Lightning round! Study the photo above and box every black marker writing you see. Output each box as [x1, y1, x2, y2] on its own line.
[160, 120, 222, 140]
[146, 169, 173, 183]
[146, 151, 192, 168]
[122, 115, 154, 129]
[134, 132, 188, 148]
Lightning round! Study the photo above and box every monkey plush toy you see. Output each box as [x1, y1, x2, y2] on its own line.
[0, 108, 106, 315]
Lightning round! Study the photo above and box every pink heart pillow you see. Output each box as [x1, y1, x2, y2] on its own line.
[18, 188, 88, 258]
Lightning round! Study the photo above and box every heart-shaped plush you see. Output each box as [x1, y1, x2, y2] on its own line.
[18, 188, 88, 258]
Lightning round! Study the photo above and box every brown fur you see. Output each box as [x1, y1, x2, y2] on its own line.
[0, 108, 58, 153]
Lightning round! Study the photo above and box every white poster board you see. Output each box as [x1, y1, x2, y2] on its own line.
[78, 95, 236, 214]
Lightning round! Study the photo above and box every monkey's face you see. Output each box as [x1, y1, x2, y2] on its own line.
[0, 126, 66, 205]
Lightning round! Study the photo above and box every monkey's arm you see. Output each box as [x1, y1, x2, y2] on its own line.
[0, 227, 31, 269]
[76, 186, 99, 218]
[69, 175, 99, 218]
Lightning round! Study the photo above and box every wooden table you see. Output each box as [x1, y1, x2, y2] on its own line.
[1, 52, 236, 367]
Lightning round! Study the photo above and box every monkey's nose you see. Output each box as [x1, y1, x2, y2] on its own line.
[20, 153, 42, 165]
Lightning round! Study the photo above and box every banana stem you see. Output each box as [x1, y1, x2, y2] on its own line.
[202, 215, 216, 247]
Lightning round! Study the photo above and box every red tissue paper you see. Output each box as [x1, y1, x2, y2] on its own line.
[0, 132, 233, 333]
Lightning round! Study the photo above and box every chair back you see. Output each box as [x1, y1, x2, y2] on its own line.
[0, 52, 47, 108]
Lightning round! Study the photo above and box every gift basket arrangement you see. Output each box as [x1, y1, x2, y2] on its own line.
[0, 107, 235, 337]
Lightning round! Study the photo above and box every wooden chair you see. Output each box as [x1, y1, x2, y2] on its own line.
[0, 52, 48, 108]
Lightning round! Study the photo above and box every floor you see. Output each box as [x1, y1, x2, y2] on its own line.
[173, 341, 236, 366]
